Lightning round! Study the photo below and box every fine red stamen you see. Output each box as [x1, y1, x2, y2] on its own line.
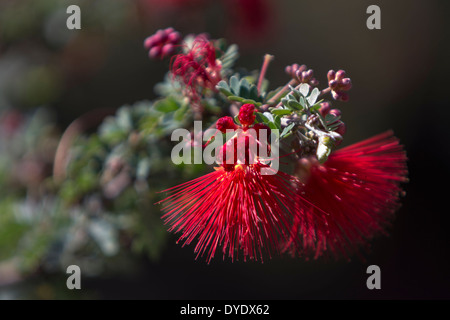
[158, 163, 306, 263]
[170, 35, 221, 100]
[287, 131, 408, 259]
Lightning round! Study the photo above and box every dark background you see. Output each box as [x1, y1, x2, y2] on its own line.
[1, 0, 450, 299]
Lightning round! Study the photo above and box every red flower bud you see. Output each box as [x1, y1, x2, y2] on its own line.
[335, 121, 346, 136]
[319, 102, 331, 116]
[327, 70, 336, 81]
[162, 44, 175, 57]
[168, 31, 181, 43]
[329, 109, 341, 118]
[149, 46, 161, 59]
[216, 116, 238, 133]
[335, 70, 346, 80]
[144, 35, 157, 49]
[238, 104, 256, 127]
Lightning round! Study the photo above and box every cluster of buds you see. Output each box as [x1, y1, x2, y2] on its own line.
[144, 27, 181, 59]
[285, 64, 318, 86]
[327, 70, 352, 101]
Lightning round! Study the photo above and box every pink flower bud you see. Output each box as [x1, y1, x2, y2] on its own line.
[335, 70, 346, 81]
[340, 92, 349, 102]
[144, 35, 157, 49]
[285, 63, 305, 78]
[329, 109, 341, 117]
[327, 70, 336, 81]
[149, 46, 161, 59]
[331, 90, 341, 100]
[168, 31, 181, 44]
[285, 65, 292, 75]
[162, 44, 175, 57]
[155, 29, 168, 43]
[335, 121, 346, 136]
[319, 102, 331, 116]
[340, 78, 352, 91]
[164, 27, 175, 35]
[329, 80, 338, 89]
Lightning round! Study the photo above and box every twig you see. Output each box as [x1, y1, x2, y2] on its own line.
[257, 54, 274, 94]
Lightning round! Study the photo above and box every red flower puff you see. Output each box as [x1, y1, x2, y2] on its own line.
[158, 105, 306, 262]
[288, 131, 408, 259]
[170, 35, 221, 101]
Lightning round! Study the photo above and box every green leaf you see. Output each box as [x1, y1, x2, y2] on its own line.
[154, 97, 180, 113]
[249, 85, 259, 101]
[291, 87, 301, 100]
[267, 121, 278, 132]
[174, 102, 189, 122]
[242, 99, 262, 106]
[280, 122, 295, 139]
[325, 113, 340, 123]
[288, 100, 303, 110]
[227, 96, 261, 106]
[116, 107, 133, 131]
[310, 99, 324, 111]
[239, 78, 250, 95]
[271, 109, 292, 116]
[234, 114, 241, 126]
[216, 80, 233, 96]
[139, 114, 160, 134]
[255, 112, 269, 124]
[299, 96, 306, 108]
[230, 76, 240, 95]
[136, 158, 151, 180]
[228, 95, 243, 102]
[219, 44, 239, 70]
[274, 115, 281, 130]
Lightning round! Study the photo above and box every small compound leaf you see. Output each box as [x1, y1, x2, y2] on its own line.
[280, 122, 295, 139]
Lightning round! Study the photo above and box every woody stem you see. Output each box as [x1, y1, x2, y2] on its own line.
[319, 87, 331, 97]
[267, 79, 298, 104]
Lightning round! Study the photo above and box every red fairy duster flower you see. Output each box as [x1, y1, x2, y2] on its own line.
[158, 116, 307, 262]
[288, 131, 408, 259]
[159, 163, 305, 262]
[170, 35, 221, 100]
